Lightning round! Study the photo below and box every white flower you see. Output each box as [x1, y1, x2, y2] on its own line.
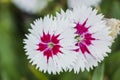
[23, 15, 76, 74]
[67, 0, 101, 8]
[12, 0, 49, 14]
[58, 6, 112, 73]
[105, 18, 120, 40]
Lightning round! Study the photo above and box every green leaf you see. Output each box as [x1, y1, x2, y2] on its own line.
[92, 63, 104, 80]
[60, 71, 89, 80]
[105, 51, 120, 76]
[29, 65, 48, 80]
[0, 4, 19, 80]
[110, 1, 120, 19]
[112, 68, 120, 80]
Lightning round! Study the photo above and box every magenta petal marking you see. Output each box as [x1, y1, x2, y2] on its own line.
[52, 45, 62, 55]
[37, 43, 47, 51]
[80, 43, 90, 54]
[37, 32, 62, 63]
[41, 32, 51, 43]
[75, 23, 88, 34]
[83, 33, 95, 46]
[84, 33, 95, 40]
[74, 48, 79, 52]
[43, 49, 52, 63]
[75, 20, 89, 35]
[74, 19, 96, 54]
[51, 34, 60, 44]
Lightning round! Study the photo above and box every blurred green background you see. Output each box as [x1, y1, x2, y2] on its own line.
[0, 0, 120, 80]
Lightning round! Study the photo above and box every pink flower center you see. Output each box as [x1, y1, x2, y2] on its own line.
[37, 32, 62, 63]
[74, 19, 95, 54]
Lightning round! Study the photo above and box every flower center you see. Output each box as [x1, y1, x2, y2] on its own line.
[74, 20, 95, 54]
[75, 35, 83, 43]
[48, 42, 54, 48]
[37, 32, 62, 63]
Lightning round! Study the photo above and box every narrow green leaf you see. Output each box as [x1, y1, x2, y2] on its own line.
[112, 67, 120, 80]
[60, 71, 89, 80]
[110, 1, 120, 19]
[105, 51, 120, 76]
[0, 4, 19, 80]
[92, 63, 104, 80]
[29, 65, 48, 80]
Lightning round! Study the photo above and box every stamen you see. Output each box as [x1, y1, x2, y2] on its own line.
[75, 35, 83, 42]
[48, 42, 54, 48]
